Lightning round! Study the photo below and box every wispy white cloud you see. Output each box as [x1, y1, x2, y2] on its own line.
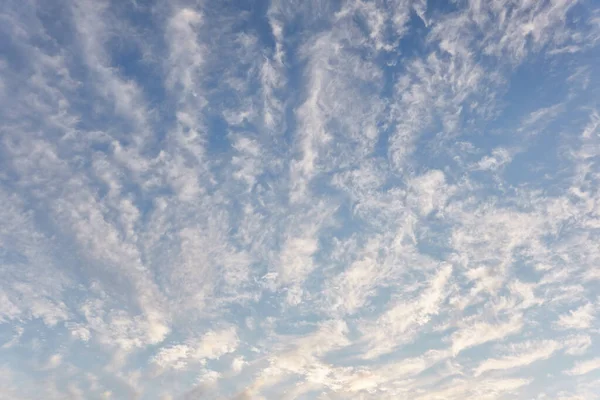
[474, 147, 514, 172]
[555, 303, 595, 330]
[152, 327, 239, 371]
[565, 357, 600, 376]
[451, 315, 524, 356]
[1, 0, 599, 397]
[563, 335, 592, 356]
[473, 340, 561, 377]
[361, 263, 453, 358]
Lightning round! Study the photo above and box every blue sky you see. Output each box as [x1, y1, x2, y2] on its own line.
[1, 0, 600, 398]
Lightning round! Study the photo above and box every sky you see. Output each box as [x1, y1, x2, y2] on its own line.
[1, 0, 600, 398]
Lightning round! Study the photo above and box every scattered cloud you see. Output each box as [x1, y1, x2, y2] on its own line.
[555, 304, 596, 330]
[0, 0, 599, 398]
[566, 357, 600, 376]
[473, 340, 561, 377]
